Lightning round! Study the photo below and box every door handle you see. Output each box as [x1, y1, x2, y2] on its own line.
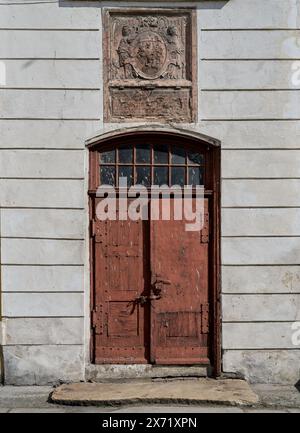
[154, 278, 171, 285]
[152, 277, 171, 295]
[135, 293, 162, 304]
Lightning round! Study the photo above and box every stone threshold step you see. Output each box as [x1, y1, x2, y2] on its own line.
[85, 365, 210, 382]
[50, 378, 259, 407]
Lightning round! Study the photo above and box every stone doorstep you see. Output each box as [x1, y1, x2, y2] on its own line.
[50, 378, 259, 407]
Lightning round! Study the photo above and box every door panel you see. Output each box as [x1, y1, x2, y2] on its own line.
[93, 198, 150, 363]
[150, 198, 210, 364]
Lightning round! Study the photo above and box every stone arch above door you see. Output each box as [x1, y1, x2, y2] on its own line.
[85, 125, 221, 150]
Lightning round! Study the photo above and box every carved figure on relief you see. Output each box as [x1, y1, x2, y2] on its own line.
[164, 25, 184, 79]
[117, 25, 138, 79]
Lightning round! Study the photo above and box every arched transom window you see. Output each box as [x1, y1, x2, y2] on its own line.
[99, 143, 204, 187]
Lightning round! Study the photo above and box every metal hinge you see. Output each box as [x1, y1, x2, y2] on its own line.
[90, 219, 96, 237]
[201, 212, 209, 243]
[90, 220, 103, 242]
[91, 305, 103, 334]
[201, 302, 209, 334]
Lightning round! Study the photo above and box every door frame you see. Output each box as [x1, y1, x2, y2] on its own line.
[87, 125, 221, 377]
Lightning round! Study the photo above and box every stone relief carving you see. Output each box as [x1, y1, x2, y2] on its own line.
[104, 10, 196, 122]
[111, 88, 190, 122]
[113, 16, 185, 80]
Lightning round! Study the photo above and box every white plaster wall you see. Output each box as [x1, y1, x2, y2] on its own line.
[1, 0, 300, 385]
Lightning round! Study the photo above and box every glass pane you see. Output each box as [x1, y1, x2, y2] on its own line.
[154, 166, 168, 186]
[171, 167, 185, 186]
[171, 146, 185, 164]
[100, 149, 115, 164]
[100, 166, 115, 186]
[118, 145, 132, 163]
[187, 151, 204, 165]
[136, 166, 151, 187]
[136, 144, 151, 164]
[119, 165, 133, 186]
[188, 167, 203, 186]
[154, 144, 168, 164]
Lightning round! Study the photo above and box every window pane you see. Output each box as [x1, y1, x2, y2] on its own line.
[154, 167, 168, 186]
[171, 167, 185, 186]
[187, 151, 203, 165]
[171, 146, 185, 164]
[188, 167, 203, 186]
[100, 166, 115, 186]
[136, 166, 151, 187]
[119, 165, 133, 186]
[118, 145, 132, 163]
[154, 144, 168, 164]
[136, 144, 151, 164]
[100, 149, 115, 163]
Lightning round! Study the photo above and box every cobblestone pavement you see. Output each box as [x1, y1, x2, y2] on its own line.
[0, 385, 299, 413]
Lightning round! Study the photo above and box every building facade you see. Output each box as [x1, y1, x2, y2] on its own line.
[0, 0, 300, 385]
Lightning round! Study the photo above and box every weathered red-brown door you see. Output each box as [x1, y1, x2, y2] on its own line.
[89, 134, 220, 370]
[92, 199, 150, 363]
[150, 198, 209, 364]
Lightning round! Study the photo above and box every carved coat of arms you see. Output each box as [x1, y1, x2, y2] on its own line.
[114, 18, 184, 80]
[104, 10, 196, 122]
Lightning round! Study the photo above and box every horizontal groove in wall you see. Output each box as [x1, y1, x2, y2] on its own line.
[0, 148, 86, 151]
[0, 118, 101, 121]
[0, 177, 85, 180]
[2, 263, 84, 267]
[222, 148, 300, 150]
[222, 206, 300, 209]
[1, 344, 84, 348]
[2, 28, 299, 32]
[1, 292, 84, 294]
[3, 345, 84, 348]
[0, 208, 85, 212]
[2, 344, 84, 347]
[222, 293, 300, 296]
[201, 89, 300, 92]
[200, 118, 300, 122]
[222, 149, 300, 151]
[200, 58, 300, 62]
[0, 28, 99, 31]
[222, 264, 300, 267]
[3, 148, 299, 151]
[224, 348, 300, 351]
[201, 28, 300, 32]
[3, 177, 300, 181]
[0, 117, 293, 122]
[2, 58, 297, 62]
[221, 235, 300, 238]
[222, 177, 300, 180]
[1, 237, 298, 241]
[222, 318, 295, 325]
[2, 88, 298, 92]
[2, 315, 84, 318]
[0, 237, 85, 241]
[0, 87, 101, 91]
[0, 58, 100, 61]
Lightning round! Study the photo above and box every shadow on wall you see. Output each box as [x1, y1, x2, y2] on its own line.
[58, 1, 229, 10]
[0, 346, 4, 385]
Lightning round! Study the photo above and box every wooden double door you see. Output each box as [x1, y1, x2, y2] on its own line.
[89, 137, 218, 366]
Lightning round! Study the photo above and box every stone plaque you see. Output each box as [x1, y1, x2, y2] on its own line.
[103, 9, 197, 123]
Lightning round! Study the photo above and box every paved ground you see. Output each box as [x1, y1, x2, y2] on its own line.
[0, 384, 299, 413]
